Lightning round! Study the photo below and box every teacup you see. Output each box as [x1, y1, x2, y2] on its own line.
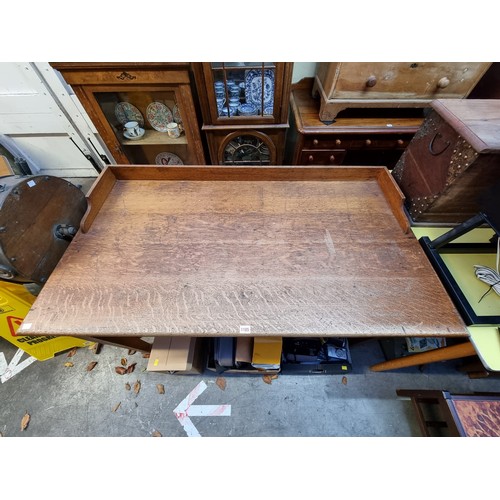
[229, 86, 240, 98]
[166, 122, 181, 139]
[124, 121, 141, 137]
[216, 97, 225, 114]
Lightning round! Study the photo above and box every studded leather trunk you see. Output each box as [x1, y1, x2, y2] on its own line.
[392, 99, 500, 223]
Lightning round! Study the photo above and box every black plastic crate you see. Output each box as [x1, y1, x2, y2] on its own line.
[280, 337, 352, 375]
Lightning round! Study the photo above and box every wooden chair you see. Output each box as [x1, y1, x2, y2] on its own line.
[397, 389, 500, 437]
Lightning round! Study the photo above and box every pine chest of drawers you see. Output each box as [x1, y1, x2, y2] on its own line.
[313, 62, 491, 122]
[392, 99, 500, 223]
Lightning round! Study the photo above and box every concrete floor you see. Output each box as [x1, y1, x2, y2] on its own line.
[1, 335, 499, 438]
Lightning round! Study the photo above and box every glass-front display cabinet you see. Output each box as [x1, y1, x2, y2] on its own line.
[192, 62, 293, 165]
[51, 63, 206, 166]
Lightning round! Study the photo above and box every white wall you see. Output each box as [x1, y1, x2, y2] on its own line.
[292, 63, 317, 83]
[0, 62, 107, 178]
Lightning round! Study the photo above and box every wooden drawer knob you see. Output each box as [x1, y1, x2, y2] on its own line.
[313, 139, 319, 146]
[335, 139, 342, 146]
[366, 75, 377, 87]
[437, 77, 450, 88]
[397, 139, 404, 146]
[329, 155, 336, 163]
[308, 155, 314, 162]
[365, 139, 372, 146]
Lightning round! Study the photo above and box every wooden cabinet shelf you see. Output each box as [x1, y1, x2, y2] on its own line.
[120, 129, 188, 146]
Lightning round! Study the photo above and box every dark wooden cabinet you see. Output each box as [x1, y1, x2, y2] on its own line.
[285, 79, 423, 169]
[392, 99, 500, 223]
[192, 62, 293, 165]
[51, 63, 206, 166]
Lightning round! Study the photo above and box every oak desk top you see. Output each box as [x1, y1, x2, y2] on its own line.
[21, 166, 467, 340]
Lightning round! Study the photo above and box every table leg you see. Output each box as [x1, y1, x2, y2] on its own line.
[370, 341, 477, 372]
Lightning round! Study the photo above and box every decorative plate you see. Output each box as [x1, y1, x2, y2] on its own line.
[155, 152, 184, 166]
[172, 104, 183, 125]
[146, 102, 173, 132]
[245, 69, 275, 108]
[114, 102, 144, 127]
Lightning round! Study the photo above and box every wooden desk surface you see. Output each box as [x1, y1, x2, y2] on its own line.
[21, 166, 467, 339]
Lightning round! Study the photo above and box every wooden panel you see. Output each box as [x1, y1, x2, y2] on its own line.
[318, 63, 491, 100]
[120, 129, 188, 146]
[81, 166, 116, 233]
[51, 65, 191, 86]
[313, 64, 491, 121]
[22, 166, 467, 340]
[432, 99, 500, 152]
[299, 149, 346, 165]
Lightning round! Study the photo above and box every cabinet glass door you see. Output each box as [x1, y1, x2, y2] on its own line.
[93, 88, 193, 165]
[210, 63, 277, 120]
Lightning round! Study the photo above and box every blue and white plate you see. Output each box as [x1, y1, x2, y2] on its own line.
[238, 103, 258, 116]
[245, 69, 275, 109]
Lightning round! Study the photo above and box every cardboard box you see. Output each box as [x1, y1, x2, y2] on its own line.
[252, 336, 282, 370]
[235, 337, 253, 365]
[206, 337, 280, 375]
[147, 336, 204, 374]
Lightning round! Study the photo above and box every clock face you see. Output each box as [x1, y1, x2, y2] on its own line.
[223, 135, 271, 165]
[155, 152, 184, 166]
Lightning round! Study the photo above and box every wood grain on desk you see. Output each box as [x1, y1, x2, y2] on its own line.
[22, 166, 467, 339]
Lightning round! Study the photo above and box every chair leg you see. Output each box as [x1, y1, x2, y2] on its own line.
[396, 389, 461, 437]
[371, 342, 476, 371]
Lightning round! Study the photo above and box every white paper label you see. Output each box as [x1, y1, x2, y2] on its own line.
[27, 180, 36, 188]
[239, 325, 251, 334]
[19, 322, 32, 331]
